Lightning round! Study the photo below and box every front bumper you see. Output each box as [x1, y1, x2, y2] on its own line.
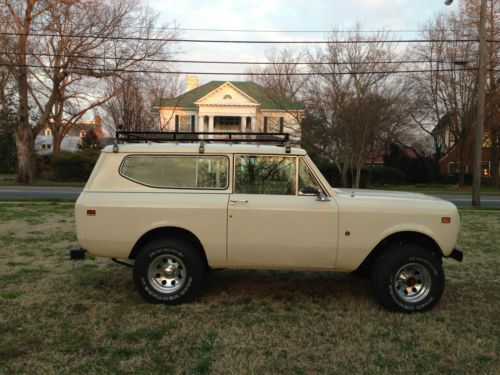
[70, 245, 86, 260]
[448, 248, 464, 262]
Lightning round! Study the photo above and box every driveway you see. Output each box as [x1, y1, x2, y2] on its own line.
[0, 186, 499, 207]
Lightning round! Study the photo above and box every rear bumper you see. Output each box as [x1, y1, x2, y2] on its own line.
[70, 245, 86, 260]
[448, 248, 464, 262]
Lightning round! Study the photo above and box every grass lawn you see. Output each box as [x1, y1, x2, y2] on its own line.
[0, 203, 498, 374]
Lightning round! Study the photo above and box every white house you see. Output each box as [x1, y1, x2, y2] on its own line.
[35, 116, 104, 154]
[152, 78, 305, 141]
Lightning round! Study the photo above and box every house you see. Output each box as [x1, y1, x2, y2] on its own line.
[435, 106, 499, 178]
[152, 77, 305, 141]
[35, 116, 104, 154]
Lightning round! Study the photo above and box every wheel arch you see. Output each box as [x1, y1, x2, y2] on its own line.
[353, 231, 443, 276]
[128, 226, 209, 270]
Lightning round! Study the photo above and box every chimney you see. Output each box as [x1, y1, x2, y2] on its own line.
[185, 76, 199, 92]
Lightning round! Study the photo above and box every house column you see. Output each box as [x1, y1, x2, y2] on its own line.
[198, 116, 204, 132]
[208, 116, 214, 138]
[250, 117, 256, 133]
[240, 116, 246, 132]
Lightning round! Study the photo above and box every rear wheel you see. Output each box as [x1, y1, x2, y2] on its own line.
[133, 238, 204, 304]
[371, 245, 444, 312]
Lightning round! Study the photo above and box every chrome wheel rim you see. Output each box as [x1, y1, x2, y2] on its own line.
[147, 254, 186, 294]
[394, 263, 431, 303]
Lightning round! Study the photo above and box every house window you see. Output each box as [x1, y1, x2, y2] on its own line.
[448, 162, 468, 175]
[44, 128, 52, 136]
[41, 144, 52, 150]
[223, 95, 232, 99]
[80, 130, 86, 138]
[266, 117, 280, 132]
[482, 133, 491, 148]
[217, 117, 240, 126]
[481, 161, 491, 177]
[179, 116, 192, 132]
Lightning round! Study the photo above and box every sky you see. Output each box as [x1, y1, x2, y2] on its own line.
[148, 0, 463, 85]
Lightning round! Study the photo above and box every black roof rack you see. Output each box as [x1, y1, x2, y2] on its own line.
[116, 131, 290, 145]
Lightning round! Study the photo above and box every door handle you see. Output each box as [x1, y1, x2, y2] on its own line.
[230, 199, 248, 205]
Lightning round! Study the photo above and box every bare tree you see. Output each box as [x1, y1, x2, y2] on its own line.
[0, 0, 177, 182]
[409, 12, 479, 187]
[307, 28, 410, 188]
[248, 47, 308, 140]
[104, 72, 182, 134]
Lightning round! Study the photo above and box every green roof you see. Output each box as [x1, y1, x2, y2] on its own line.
[151, 81, 305, 111]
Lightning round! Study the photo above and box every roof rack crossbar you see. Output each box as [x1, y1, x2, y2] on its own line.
[116, 131, 290, 145]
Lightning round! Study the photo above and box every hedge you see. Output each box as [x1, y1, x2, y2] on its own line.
[51, 150, 100, 181]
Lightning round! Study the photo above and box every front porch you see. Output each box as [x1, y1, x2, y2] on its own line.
[197, 115, 257, 133]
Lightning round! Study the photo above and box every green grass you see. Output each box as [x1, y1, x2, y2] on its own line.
[0, 174, 85, 187]
[0, 203, 498, 374]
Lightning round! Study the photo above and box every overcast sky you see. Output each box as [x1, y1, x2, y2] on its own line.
[148, 0, 463, 85]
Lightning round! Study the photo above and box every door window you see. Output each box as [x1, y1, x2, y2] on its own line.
[234, 155, 296, 195]
[298, 159, 322, 195]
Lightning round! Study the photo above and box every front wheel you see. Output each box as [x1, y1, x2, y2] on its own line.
[371, 245, 445, 313]
[133, 238, 204, 304]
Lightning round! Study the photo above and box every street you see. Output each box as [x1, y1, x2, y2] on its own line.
[0, 186, 499, 207]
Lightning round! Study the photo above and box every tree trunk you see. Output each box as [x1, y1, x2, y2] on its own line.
[52, 132, 62, 155]
[354, 165, 362, 189]
[15, 127, 36, 184]
[458, 165, 466, 187]
[340, 162, 349, 188]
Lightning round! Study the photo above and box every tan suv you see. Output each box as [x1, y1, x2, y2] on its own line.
[72, 136, 463, 312]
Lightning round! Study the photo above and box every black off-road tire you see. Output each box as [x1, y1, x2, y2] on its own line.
[371, 244, 445, 313]
[133, 238, 204, 304]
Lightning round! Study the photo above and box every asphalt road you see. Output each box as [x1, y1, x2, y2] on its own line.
[0, 186, 499, 207]
[0, 186, 83, 200]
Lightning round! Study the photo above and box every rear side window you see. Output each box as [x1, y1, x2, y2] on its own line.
[120, 155, 228, 189]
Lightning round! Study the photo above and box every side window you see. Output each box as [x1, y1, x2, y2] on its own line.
[120, 155, 228, 189]
[235, 155, 296, 195]
[298, 159, 322, 195]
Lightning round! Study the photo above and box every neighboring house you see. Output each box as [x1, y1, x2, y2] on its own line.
[365, 146, 418, 168]
[35, 116, 104, 154]
[152, 77, 305, 141]
[434, 107, 499, 178]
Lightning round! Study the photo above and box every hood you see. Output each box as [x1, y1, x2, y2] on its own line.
[332, 188, 444, 202]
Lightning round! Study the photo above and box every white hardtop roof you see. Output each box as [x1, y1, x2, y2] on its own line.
[103, 143, 307, 156]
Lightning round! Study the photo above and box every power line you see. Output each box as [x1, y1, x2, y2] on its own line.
[0, 62, 485, 76]
[0, 21, 478, 34]
[1, 50, 476, 66]
[0, 31, 493, 44]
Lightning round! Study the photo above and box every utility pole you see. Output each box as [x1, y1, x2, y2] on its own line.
[472, 0, 488, 206]
[445, 0, 488, 206]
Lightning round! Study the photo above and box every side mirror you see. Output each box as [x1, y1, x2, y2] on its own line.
[316, 191, 331, 202]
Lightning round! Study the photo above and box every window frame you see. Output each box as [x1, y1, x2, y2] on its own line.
[119, 154, 230, 190]
[297, 157, 324, 196]
[232, 154, 326, 197]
